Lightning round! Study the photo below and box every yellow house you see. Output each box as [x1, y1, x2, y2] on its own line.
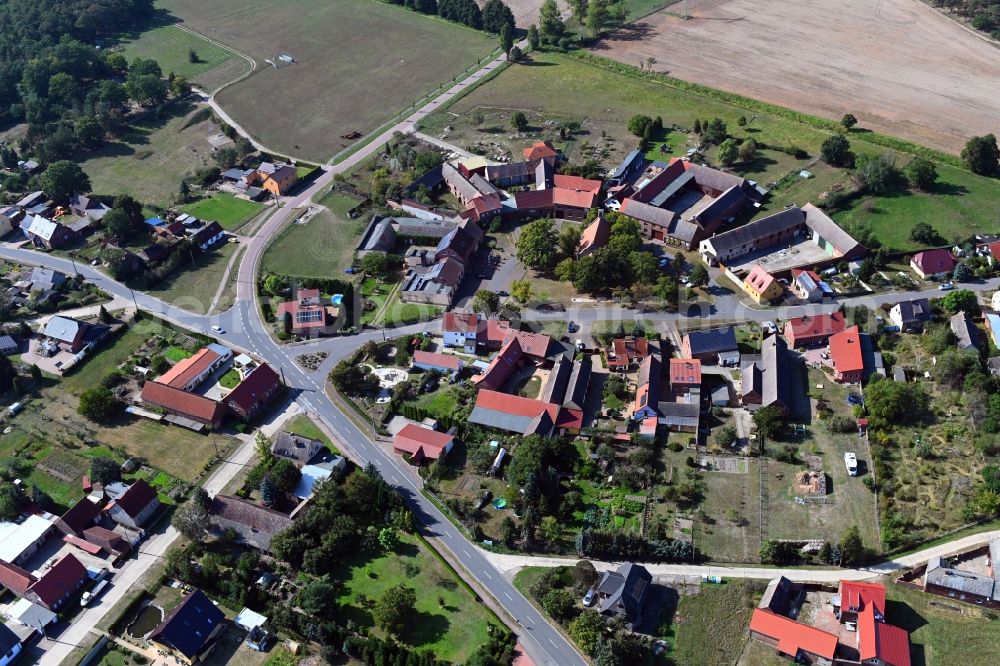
[742, 264, 783, 304]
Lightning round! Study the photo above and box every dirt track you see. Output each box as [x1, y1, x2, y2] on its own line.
[592, 0, 1000, 153]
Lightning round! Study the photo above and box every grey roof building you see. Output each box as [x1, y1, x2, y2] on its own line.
[924, 556, 1000, 602]
[563, 357, 591, 411]
[950, 312, 979, 351]
[656, 401, 700, 431]
[740, 334, 791, 411]
[29, 267, 66, 293]
[209, 495, 293, 553]
[539, 356, 572, 405]
[594, 562, 652, 629]
[683, 326, 738, 362]
[271, 432, 324, 466]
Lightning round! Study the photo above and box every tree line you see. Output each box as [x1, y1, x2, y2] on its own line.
[381, 0, 515, 34]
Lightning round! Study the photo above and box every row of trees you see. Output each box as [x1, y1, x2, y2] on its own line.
[384, 0, 514, 34]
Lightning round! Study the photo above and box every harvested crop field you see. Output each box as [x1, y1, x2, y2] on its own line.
[593, 0, 1000, 154]
[159, 0, 495, 162]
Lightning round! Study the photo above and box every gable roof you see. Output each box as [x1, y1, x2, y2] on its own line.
[840, 580, 886, 616]
[911, 249, 956, 274]
[596, 562, 651, 623]
[684, 327, 738, 356]
[29, 267, 66, 292]
[149, 589, 225, 660]
[114, 479, 158, 519]
[43, 316, 83, 343]
[829, 325, 865, 374]
[553, 174, 601, 193]
[669, 358, 702, 386]
[893, 298, 931, 324]
[59, 497, 101, 534]
[414, 350, 462, 371]
[141, 381, 227, 424]
[802, 203, 862, 256]
[474, 337, 523, 390]
[552, 186, 597, 210]
[578, 216, 611, 254]
[704, 207, 805, 255]
[858, 603, 910, 666]
[28, 554, 87, 608]
[393, 423, 454, 460]
[443, 311, 478, 334]
[468, 390, 559, 436]
[784, 311, 846, 345]
[564, 357, 591, 410]
[745, 263, 778, 294]
[0, 560, 37, 596]
[209, 495, 293, 550]
[225, 363, 280, 413]
[750, 609, 838, 660]
[82, 525, 130, 553]
[157, 347, 221, 389]
[21, 214, 63, 241]
[523, 141, 557, 161]
[949, 311, 979, 350]
[634, 354, 660, 414]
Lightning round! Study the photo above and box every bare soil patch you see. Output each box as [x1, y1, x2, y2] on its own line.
[593, 0, 1000, 153]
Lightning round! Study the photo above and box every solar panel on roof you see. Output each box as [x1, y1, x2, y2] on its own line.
[296, 310, 323, 323]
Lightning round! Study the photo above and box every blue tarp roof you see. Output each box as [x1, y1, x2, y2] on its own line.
[144, 217, 164, 226]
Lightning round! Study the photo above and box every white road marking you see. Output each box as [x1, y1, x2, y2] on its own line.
[504, 592, 513, 601]
[462, 549, 472, 559]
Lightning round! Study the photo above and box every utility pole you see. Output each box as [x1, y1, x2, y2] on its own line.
[129, 287, 139, 311]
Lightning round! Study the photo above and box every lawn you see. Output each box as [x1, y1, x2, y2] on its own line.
[383, 300, 442, 328]
[219, 368, 241, 389]
[672, 581, 761, 666]
[695, 458, 762, 563]
[118, 23, 249, 92]
[60, 326, 150, 395]
[261, 191, 365, 278]
[408, 385, 460, 421]
[164, 346, 192, 362]
[160, 0, 496, 161]
[333, 531, 494, 663]
[80, 102, 230, 208]
[422, 50, 1000, 251]
[623, 0, 681, 20]
[144, 242, 237, 314]
[280, 414, 338, 453]
[886, 582, 1000, 666]
[180, 193, 265, 231]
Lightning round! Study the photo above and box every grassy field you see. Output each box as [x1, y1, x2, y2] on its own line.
[261, 192, 365, 278]
[332, 531, 494, 663]
[180, 193, 265, 231]
[672, 581, 761, 665]
[145, 242, 237, 314]
[696, 458, 762, 563]
[118, 23, 249, 92]
[623, 0, 681, 19]
[887, 582, 1000, 666]
[160, 0, 496, 161]
[280, 414, 339, 454]
[80, 103, 230, 208]
[421, 51, 1000, 252]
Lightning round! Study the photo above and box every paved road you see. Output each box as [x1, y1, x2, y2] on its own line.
[483, 528, 1000, 582]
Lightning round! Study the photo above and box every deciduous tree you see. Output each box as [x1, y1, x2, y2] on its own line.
[516, 218, 559, 269]
[961, 133, 999, 175]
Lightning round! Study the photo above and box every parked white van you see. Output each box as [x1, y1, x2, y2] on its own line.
[844, 452, 858, 476]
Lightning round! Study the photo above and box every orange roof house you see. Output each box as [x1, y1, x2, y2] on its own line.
[742, 264, 783, 304]
[553, 174, 602, 194]
[829, 325, 865, 383]
[393, 424, 455, 463]
[838, 580, 886, 620]
[857, 604, 911, 666]
[522, 141, 558, 162]
[668, 358, 702, 391]
[157, 347, 221, 391]
[578, 216, 611, 257]
[783, 311, 846, 348]
[749, 609, 838, 663]
[249, 164, 298, 195]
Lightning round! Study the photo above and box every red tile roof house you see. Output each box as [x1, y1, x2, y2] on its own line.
[54, 497, 101, 537]
[392, 423, 456, 463]
[749, 608, 839, 664]
[473, 336, 524, 391]
[25, 553, 89, 611]
[413, 350, 463, 375]
[577, 216, 611, 257]
[607, 337, 651, 372]
[442, 312, 479, 353]
[223, 363, 282, 420]
[522, 141, 559, 163]
[468, 390, 564, 437]
[783, 311, 847, 349]
[0, 560, 37, 598]
[156, 346, 229, 392]
[669, 358, 702, 393]
[910, 248, 956, 279]
[107, 478, 160, 529]
[632, 354, 661, 421]
[836, 581, 911, 666]
[276, 288, 343, 338]
[82, 525, 132, 558]
[835, 580, 885, 624]
[140, 381, 227, 429]
[829, 325, 866, 383]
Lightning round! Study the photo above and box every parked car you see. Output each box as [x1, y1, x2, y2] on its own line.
[582, 589, 596, 607]
[567, 321, 577, 333]
[844, 452, 858, 476]
[938, 282, 954, 291]
[344, 267, 355, 274]
[497, 290, 509, 297]
[210, 325, 225, 334]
